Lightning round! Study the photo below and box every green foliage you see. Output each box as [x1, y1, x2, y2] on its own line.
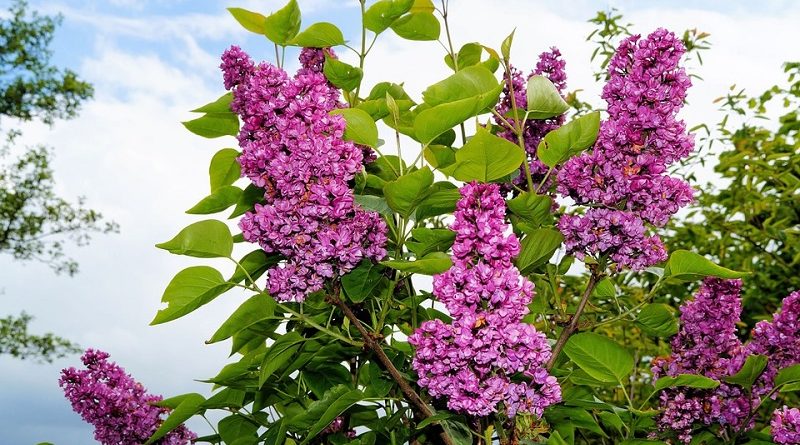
[0, 312, 80, 362]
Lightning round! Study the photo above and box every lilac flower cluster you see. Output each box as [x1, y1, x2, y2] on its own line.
[557, 29, 695, 270]
[748, 291, 800, 398]
[652, 280, 800, 443]
[651, 279, 751, 443]
[495, 48, 567, 190]
[59, 349, 195, 445]
[409, 183, 560, 417]
[221, 46, 388, 302]
[772, 406, 800, 444]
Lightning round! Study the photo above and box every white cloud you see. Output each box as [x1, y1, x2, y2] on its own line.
[2, 1, 799, 443]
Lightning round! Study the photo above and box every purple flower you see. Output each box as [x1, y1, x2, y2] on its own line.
[748, 291, 800, 398]
[409, 183, 560, 417]
[221, 46, 388, 302]
[557, 29, 695, 269]
[772, 406, 800, 444]
[59, 349, 195, 445]
[495, 48, 568, 191]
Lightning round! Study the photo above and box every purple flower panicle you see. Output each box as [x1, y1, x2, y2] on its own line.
[748, 291, 800, 398]
[59, 349, 195, 445]
[557, 29, 695, 270]
[772, 406, 800, 445]
[409, 183, 560, 418]
[221, 46, 388, 302]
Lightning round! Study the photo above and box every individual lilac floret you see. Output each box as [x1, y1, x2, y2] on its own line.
[221, 47, 388, 302]
[557, 28, 695, 270]
[772, 406, 800, 445]
[409, 183, 560, 418]
[495, 48, 568, 191]
[59, 349, 195, 445]
[748, 291, 800, 398]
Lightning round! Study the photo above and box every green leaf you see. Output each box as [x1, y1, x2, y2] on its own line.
[526, 75, 569, 119]
[330, 108, 378, 148]
[296, 385, 364, 444]
[653, 374, 720, 391]
[230, 184, 264, 218]
[452, 127, 525, 182]
[507, 192, 552, 228]
[415, 184, 460, 220]
[501, 29, 515, 60]
[364, 0, 414, 34]
[260, 332, 306, 387]
[563, 332, 634, 384]
[390, 12, 440, 41]
[151, 266, 230, 325]
[187, 185, 242, 214]
[424, 144, 457, 173]
[227, 7, 267, 34]
[209, 294, 277, 343]
[209, 148, 241, 192]
[515, 228, 563, 274]
[229, 249, 280, 285]
[410, 0, 435, 12]
[192, 93, 233, 114]
[414, 66, 502, 144]
[724, 355, 768, 390]
[183, 114, 239, 138]
[383, 167, 434, 217]
[664, 250, 748, 281]
[218, 414, 259, 444]
[289, 22, 344, 47]
[406, 228, 456, 257]
[341, 261, 384, 303]
[353, 194, 393, 217]
[156, 220, 233, 258]
[537, 111, 601, 168]
[323, 56, 363, 92]
[263, 0, 302, 45]
[444, 42, 483, 71]
[201, 388, 247, 409]
[441, 419, 473, 445]
[636, 303, 679, 337]
[145, 393, 205, 444]
[775, 364, 800, 387]
[382, 252, 452, 275]
[304, 364, 353, 398]
[415, 411, 455, 429]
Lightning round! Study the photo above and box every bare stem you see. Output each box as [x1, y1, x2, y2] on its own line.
[329, 292, 454, 445]
[547, 269, 602, 369]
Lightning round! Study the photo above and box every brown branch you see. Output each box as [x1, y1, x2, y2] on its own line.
[546, 269, 602, 370]
[329, 293, 454, 445]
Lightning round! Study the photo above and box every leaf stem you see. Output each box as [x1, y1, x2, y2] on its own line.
[547, 268, 603, 369]
[329, 290, 455, 445]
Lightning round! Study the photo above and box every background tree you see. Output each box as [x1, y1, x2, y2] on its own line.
[1, 0, 117, 362]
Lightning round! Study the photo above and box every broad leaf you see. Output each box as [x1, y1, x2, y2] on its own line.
[724, 354, 768, 390]
[391, 12, 440, 41]
[537, 111, 601, 168]
[383, 166, 434, 217]
[341, 261, 385, 303]
[526, 75, 569, 119]
[653, 374, 720, 391]
[187, 185, 242, 214]
[775, 364, 800, 387]
[323, 56, 363, 92]
[263, 0, 302, 45]
[145, 393, 205, 444]
[452, 127, 525, 182]
[209, 148, 241, 192]
[564, 332, 634, 384]
[382, 252, 452, 275]
[156, 220, 233, 258]
[192, 93, 233, 114]
[227, 8, 267, 34]
[636, 303, 679, 337]
[516, 228, 563, 274]
[664, 250, 748, 281]
[331, 108, 378, 147]
[218, 414, 259, 444]
[406, 228, 456, 257]
[209, 294, 277, 343]
[151, 266, 230, 325]
[294, 385, 364, 445]
[364, 0, 414, 34]
[183, 113, 239, 138]
[289, 22, 344, 47]
[259, 332, 306, 386]
[507, 192, 552, 228]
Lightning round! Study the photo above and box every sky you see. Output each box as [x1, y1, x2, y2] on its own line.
[0, 0, 798, 443]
